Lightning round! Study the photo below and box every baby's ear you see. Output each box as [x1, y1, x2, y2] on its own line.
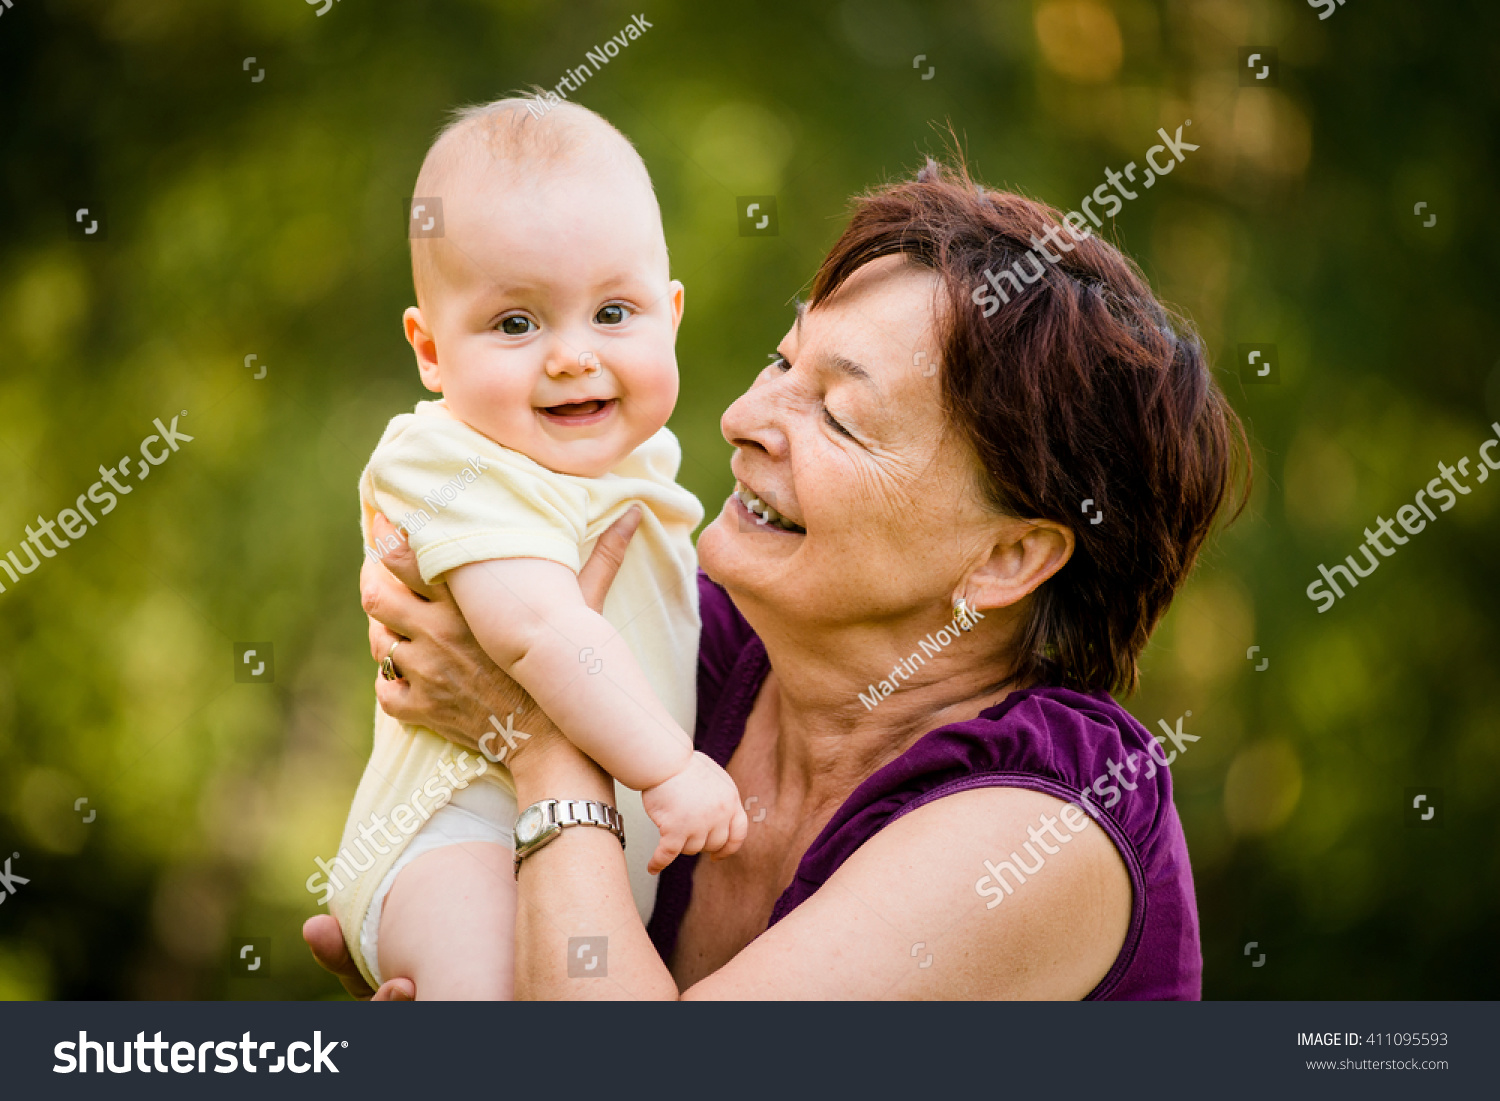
[403, 307, 442, 392]
[666, 280, 685, 334]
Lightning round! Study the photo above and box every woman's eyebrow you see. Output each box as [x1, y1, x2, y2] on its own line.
[791, 301, 876, 385]
[821, 352, 875, 385]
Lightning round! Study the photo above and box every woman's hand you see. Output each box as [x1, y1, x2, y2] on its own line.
[306, 506, 643, 998]
[360, 506, 643, 752]
[302, 915, 413, 1001]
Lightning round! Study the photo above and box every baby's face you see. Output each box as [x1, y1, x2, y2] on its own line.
[408, 163, 682, 478]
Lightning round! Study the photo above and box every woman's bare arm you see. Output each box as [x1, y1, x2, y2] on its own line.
[507, 740, 1133, 1001]
[680, 786, 1132, 999]
[303, 507, 643, 999]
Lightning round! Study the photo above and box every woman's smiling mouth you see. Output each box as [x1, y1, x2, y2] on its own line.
[732, 482, 806, 534]
[538, 398, 616, 427]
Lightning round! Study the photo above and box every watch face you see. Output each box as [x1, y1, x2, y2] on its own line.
[516, 805, 546, 845]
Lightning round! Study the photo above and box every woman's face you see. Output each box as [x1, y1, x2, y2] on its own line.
[699, 254, 1011, 631]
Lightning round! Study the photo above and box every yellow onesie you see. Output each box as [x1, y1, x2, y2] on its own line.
[328, 399, 702, 988]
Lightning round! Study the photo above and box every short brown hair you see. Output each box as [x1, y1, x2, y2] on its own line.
[809, 158, 1249, 696]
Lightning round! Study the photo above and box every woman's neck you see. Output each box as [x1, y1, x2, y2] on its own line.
[739, 597, 1023, 811]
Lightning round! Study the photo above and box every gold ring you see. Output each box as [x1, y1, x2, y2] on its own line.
[379, 640, 402, 681]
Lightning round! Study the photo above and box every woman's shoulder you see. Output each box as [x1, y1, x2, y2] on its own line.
[922, 686, 1177, 822]
[784, 685, 1201, 999]
[874, 687, 1187, 884]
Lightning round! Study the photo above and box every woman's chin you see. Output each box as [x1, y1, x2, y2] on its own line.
[697, 506, 800, 586]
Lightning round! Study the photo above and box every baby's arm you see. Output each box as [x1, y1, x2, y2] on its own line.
[447, 557, 745, 868]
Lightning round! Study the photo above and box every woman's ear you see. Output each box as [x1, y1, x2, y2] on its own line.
[404, 307, 442, 393]
[667, 280, 685, 334]
[964, 518, 1075, 613]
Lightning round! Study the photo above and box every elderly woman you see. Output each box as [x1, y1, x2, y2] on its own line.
[306, 159, 1245, 1000]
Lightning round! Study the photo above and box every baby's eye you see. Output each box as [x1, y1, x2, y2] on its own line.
[595, 304, 630, 326]
[498, 316, 535, 336]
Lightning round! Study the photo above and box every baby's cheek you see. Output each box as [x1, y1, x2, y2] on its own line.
[635, 359, 680, 418]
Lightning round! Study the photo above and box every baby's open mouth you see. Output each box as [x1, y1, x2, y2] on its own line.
[539, 398, 615, 422]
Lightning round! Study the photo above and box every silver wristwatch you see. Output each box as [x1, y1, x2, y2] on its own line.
[513, 798, 626, 877]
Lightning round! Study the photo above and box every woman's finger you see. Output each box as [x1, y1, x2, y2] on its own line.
[362, 552, 433, 642]
[579, 507, 642, 614]
[369, 512, 440, 600]
[375, 671, 416, 721]
[372, 978, 415, 1001]
[369, 618, 404, 664]
[302, 914, 375, 1000]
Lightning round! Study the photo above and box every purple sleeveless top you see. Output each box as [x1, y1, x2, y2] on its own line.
[646, 573, 1203, 1000]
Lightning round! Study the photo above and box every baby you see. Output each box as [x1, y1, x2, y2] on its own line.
[328, 99, 746, 998]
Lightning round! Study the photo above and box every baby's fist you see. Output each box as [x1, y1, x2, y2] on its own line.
[641, 752, 749, 874]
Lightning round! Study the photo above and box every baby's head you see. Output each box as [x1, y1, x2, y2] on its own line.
[405, 98, 682, 478]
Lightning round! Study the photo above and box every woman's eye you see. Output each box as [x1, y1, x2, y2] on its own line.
[499, 316, 535, 336]
[769, 352, 790, 370]
[825, 408, 855, 439]
[596, 304, 628, 325]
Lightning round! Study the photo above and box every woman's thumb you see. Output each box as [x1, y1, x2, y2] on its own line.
[579, 506, 642, 612]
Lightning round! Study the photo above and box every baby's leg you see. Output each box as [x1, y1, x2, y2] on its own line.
[377, 841, 516, 1000]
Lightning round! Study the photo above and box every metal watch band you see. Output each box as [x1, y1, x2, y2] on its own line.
[553, 798, 626, 837]
[513, 798, 625, 877]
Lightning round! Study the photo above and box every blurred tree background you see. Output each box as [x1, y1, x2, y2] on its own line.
[1, 0, 1496, 999]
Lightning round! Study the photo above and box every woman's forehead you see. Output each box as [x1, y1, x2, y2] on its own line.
[796, 257, 940, 347]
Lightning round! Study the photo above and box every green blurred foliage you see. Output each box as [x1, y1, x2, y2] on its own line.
[0, 0, 1496, 999]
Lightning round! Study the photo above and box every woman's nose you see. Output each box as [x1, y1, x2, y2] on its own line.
[721, 372, 790, 457]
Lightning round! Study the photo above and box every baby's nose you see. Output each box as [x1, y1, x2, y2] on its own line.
[544, 345, 600, 378]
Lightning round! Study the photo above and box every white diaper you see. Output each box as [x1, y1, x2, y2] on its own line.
[358, 780, 518, 988]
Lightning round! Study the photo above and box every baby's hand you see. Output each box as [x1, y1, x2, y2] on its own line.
[641, 752, 749, 874]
